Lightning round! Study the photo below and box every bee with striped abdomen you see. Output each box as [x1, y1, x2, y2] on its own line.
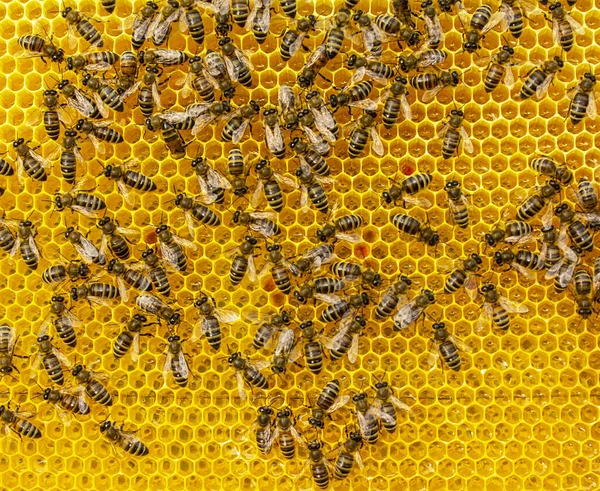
[296, 161, 332, 214]
[323, 9, 351, 61]
[317, 208, 364, 244]
[443, 253, 483, 299]
[139, 48, 189, 66]
[262, 109, 285, 159]
[164, 333, 190, 387]
[81, 74, 125, 116]
[0, 217, 41, 270]
[102, 161, 157, 205]
[62, 7, 103, 48]
[567, 73, 597, 125]
[293, 244, 335, 276]
[496, 0, 538, 39]
[352, 10, 385, 58]
[71, 281, 120, 306]
[41, 387, 90, 425]
[139, 248, 170, 297]
[352, 392, 380, 444]
[306, 441, 331, 489]
[64, 225, 105, 265]
[381, 77, 413, 127]
[330, 262, 382, 289]
[307, 378, 349, 429]
[136, 293, 181, 325]
[204, 49, 236, 99]
[326, 315, 367, 363]
[444, 180, 472, 228]
[575, 177, 598, 212]
[421, 0, 444, 47]
[555, 203, 597, 252]
[67, 51, 119, 72]
[219, 36, 253, 87]
[44, 296, 81, 348]
[18, 33, 64, 63]
[375, 275, 412, 320]
[329, 81, 376, 114]
[55, 129, 83, 184]
[0, 404, 42, 439]
[280, 15, 317, 61]
[305, 90, 339, 140]
[229, 235, 260, 286]
[428, 321, 469, 371]
[176, 56, 215, 101]
[76, 119, 124, 154]
[252, 309, 292, 350]
[347, 54, 395, 86]
[272, 407, 304, 459]
[108, 259, 154, 302]
[156, 224, 197, 272]
[410, 70, 461, 103]
[251, 403, 276, 455]
[347, 110, 384, 158]
[538, 224, 563, 269]
[191, 157, 231, 205]
[548, 2, 585, 52]
[320, 290, 369, 323]
[0, 324, 22, 379]
[252, 159, 297, 213]
[484, 220, 534, 248]
[42, 260, 90, 286]
[72, 362, 113, 406]
[398, 49, 447, 73]
[246, 0, 273, 44]
[462, 5, 504, 52]
[299, 321, 325, 374]
[260, 244, 300, 295]
[515, 180, 562, 222]
[145, 117, 186, 159]
[297, 109, 332, 156]
[438, 109, 474, 159]
[483, 45, 516, 93]
[382, 172, 432, 207]
[494, 249, 545, 279]
[372, 377, 411, 433]
[150, 0, 181, 46]
[227, 351, 270, 400]
[13, 138, 51, 183]
[54, 181, 108, 218]
[547, 245, 581, 293]
[393, 289, 436, 330]
[290, 138, 331, 178]
[131, 2, 160, 49]
[333, 429, 364, 480]
[192, 293, 240, 351]
[179, 0, 205, 45]
[391, 213, 440, 246]
[294, 277, 347, 305]
[36, 89, 71, 141]
[58, 79, 101, 119]
[31, 335, 71, 386]
[270, 328, 302, 375]
[222, 100, 261, 143]
[297, 45, 329, 88]
[519, 56, 563, 100]
[100, 421, 149, 457]
[97, 217, 137, 261]
[174, 194, 222, 237]
[477, 283, 529, 332]
[529, 155, 573, 186]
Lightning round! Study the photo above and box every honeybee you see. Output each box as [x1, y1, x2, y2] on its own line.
[484, 220, 534, 248]
[555, 203, 597, 252]
[137, 66, 163, 117]
[0, 404, 42, 439]
[293, 243, 335, 275]
[548, 1, 585, 52]
[185, 101, 233, 137]
[297, 45, 329, 88]
[139, 49, 189, 66]
[251, 403, 276, 455]
[443, 253, 482, 299]
[232, 210, 280, 238]
[290, 139, 330, 179]
[391, 213, 440, 246]
[81, 74, 126, 117]
[444, 180, 472, 228]
[529, 155, 573, 186]
[252, 309, 292, 349]
[259, 243, 300, 294]
[262, 108, 286, 159]
[398, 49, 447, 73]
[12, 138, 51, 184]
[272, 407, 304, 459]
[98, 217, 138, 261]
[538, 224, 563, 268]
[496, 0, 540, 39]
[347, 54, 394, 86]
[54, 181, 108, 218]
[202, 0, 233, 37]
[0, 324, 21, 379]
[136, 293, 181, 325]
[156, 224, 197, 272]
[494, 249, 545, 279]
[519, 56, 563, 100]
[76, 119, 124, 154]
[41, 387, 90, 425]
[329, 81, 376, 114]
[299, 320, 325, 374]
[228, 235, 259, 285]
[280, 15, 318, 61]
[0, 217, 41, 270]
[333, 429, 364, 480]
[323, 8, 352, 61]
[139, 248, 171, 297]
[381, 77, 413, 127]
[18, 33, 64, 63]
[325, 315, 367, 363]
[72, 361, 113, 406]
[296, 161, 332, 214]
[31, 335, 71, 386]
[130, 2, 160, 49]
[252, 159, 297, 213]
[382, 172, 432, 207]
[347, 110, 384, 158]
[58, 79, 100, 119]
[294, 277, 347, 305]
[568, 73, 597, 125]
[375, 275, 412, 320]
[42, 296, 81, 348]
[352, 10, 387, 58]
[64, 226, 105, 265]
[547, 245, 581, 293]
[192, 293, 240, 350]
[438, 109, 474, 159]
[246, 0, 273, 44]
[277, 84, 300, 131]
[176, 56, 215, 101]
[222, 100, 260, 143]
[219, 36, 253, 87]
[306, 440, 331, 489]
[483, 45, 516, 93]
[410, 70, 461, 103]
[462, 5, 504, 52]
[61, 7, 104, 48]
[174, 194, 221, 237]
[227, 351, 270, 400]
[298, 109, 333, 156]
[428, 321, 469, 371]
[180, 0, 206, 45]
[393, 289, 436, 330]
[32, 89, 71, 141]
[305, 90, 339, 140]
[317, 206, 365, 243]
[66, 51, 119, 72]
[108, 259, 154, 302]
[270, 328, 302, 375]
[102, 161, 158, 205]
[71, 281, 120, 306]
[190, 156, 231, 205]
[99, 421, 149, 457]
[515, 180, 562, 222]
[421, 0, 444, 48]
[42, 260, 90, 286]
[163, 333, 190, 387]
[372, 377, 411, 433]
[478, 283, 529, 331]
[352, 392, 380, 444]
[150, 0, 181, 46]
[113, 314, 155, 362]
[575, 177, 598, 213]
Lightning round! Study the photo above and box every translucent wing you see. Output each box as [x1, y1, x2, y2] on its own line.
[328, 394, 350, 413]
[274, 172, 297, 189]
[74, 237, 100, 264]
[351, 66, 366, 85]
[159, 241, 181, 269]
[335, 232, 362, 243]
[265, 124, 285, 155]
[588, 92, 597, 120]
[131, 333, 140, 363]
[347, 99, 378, 111]
[232, 119, 251, 144]
[173, 234, 197, 250]
[116, 277, 129, 303]
[464, 274, 479, 301]
[162, 349, 173, 385]
[536, 73, 554, 99]
[252, 179, 264, 208]
[393, 300, 421, 329]
[390, 394, 412, 413]
[175, 350, 189, 379]
[247, 254, 257, 282]
[449, 334, 471, 353]
[400, 94, 413, 121]
[476, 303, 494, 333]
[214, 308, 239, 324]
[481, 11, 505, 34]
[422, 84, 444, 103]
[460, 127, 474, 154]
[348, 332, 359, 364]
[498, 295, 529, 314]
[370, 127, 384, 156]
[567, 14, 585, 35]
[504, 63, 515, 87]
[427, 343, 440, 369]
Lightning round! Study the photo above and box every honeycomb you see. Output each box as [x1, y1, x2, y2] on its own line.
[1, 0, 599, 488]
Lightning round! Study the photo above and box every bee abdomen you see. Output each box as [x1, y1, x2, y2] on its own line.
[230, 255, 248, 285]
[304, 341, 323, 373]
[203, 316, 222, 351]
[311, 462, 329, 489]
[380, 402, 397, 432]
[43, 354, 65, 385]
[113, 331, 133, 358]
[123, 171, 157, 191]
[191, 204, 221, 226]
[87, 381, 113, 406]
[15, 419, 42, 438]
[123, 439, 150, 456]
[271, 265, 292, 294]
[278, 432, 296, 459]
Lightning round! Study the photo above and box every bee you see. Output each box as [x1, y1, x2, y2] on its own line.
[484, 220, 534, 248]
[0, 156, 15, 177]
[227, 242, 255, 290]
[0, 217, 41, 270]
[352, 10, 386, 58]
[548, 2, 585, 51]
[31, 335, 70, 386]
[410, 70, 461, 103]
[262, 109, 285, 159]
[398, 49, 448, 73]
[71, 282, 120, 306]
[296, 161, 332, 214]
[330, 262, 382, 288]
[219, 36, 253, 87]
[494, 249, 545, 278]
[443, 254, 483, 299]
[374, 13, 401, 35]
[137, 66, 163, 117]
[251, 404, 275, 455]
[55, 129, 83, 184]
[462, 5, 504, 52]
[478, 283, 529, 331]
[317, 208, 364, 243]
[297, 45, 330, 88]
[252, 309, 292, 349]
[299, 321, 325, 374]
[139, 49, 189, 66]
[555, 203, 596, 252]
[41, 387, 90, 425]
[174, 194, 221, 239]
[391, 213, 440, 246]
[307, 379, 349, 428]
[575, 177, 598, 213]
[568, 73, 597, 125]
[131, 1, 159, 49]
[164, 334, 190, 387]
[203, 0, 233, 37]
[375, 275, 412, 320]
[372, 378, 411, 433]
[176, 56, 215, 101]
[306, 90, 339, 140]
[0, 324, 21, 379]
[428, 321, 469, 371]
[38, 89, 70, 141]
[278, 84, 300, 131]
[62, 7, 104, 48]
[18, 33, 64, 63]
[58, 79, 101, 119]
[261, 244, 300, 294]
[326, 315, 367, 363]
[439, 109, 474, 159]
[0, 405, 42, 439]
[381, 77, 413, 127]
[119, 50, 139, 80]
[81, 74, 125, 116]
[145, 116, 186, 159]
[529, 155, 573, 186]
[55, 182, 107, 218]
[272, 407, 304, 459]
[227, 351, 270, 400]
[382, 172, 432, 207]
[108, 260, 154, 302]
[538, 224, 563, 268]
[306, 441, 330, 489]
[546, 244, 581, 293]
[393, 289, 436, 330]
[156, 224, 197, 272]
[253, 159, 297, 213]
[42, 260, 90, 286]
[44, 296, 80, 348]
[298, 109, 333, 156]
[280, 15, 318, 61]
[290, 138, 330, 177]
[189, 157, 230, 205]
[103, 162, 157, 205]
[12, 138, 50, 183]
[113, 315, 153, 361]
[204, 50, 236, 99]
[495, 0, 538, 39]
[516, 180, 562, 222]
[483, 45, 516, 93]
[438, 0, 466, 13]
[97, 217, 137, 261]
[333, 430, 364, 480]
[294, 276, 347, 305]
[421, 0, 444, 48]
[329, 81, 376, 114]
[520, 56, 564, 100]
[232, 0, 250, 25]
[444, 180, 472, 228]
[72, 362, 113, 406]
[100, 421, 149, 457]
[347, 110, 384, 158]
[150, 0, 180, 46]
[66, 51, 119, 72]
[222, 100, 260, 143]
[232, 210, 280, 238]
[270, 328, 302, 374]
[192, 293, 239, 350]
[64, 226, 105, 265]
[324, 9, 352, 61]
[136, 293, 181, 325]
[139, 248, 171, 297]
[246, 0, 273, 44]
[351, 392, 380, 444]
[76, 119, 124, 154]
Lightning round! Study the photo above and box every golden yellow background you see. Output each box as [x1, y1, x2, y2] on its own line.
[1, 0, 599, 489]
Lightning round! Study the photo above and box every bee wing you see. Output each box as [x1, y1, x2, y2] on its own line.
[348, 99, 378, 111]
[214, 308, 239, 324]
[427, 343, 440, 369]
[300, 185, 309, 211]
[513, 262, 533, 280]
[588, 92, 598, 120]
[87, 133, 105, 155]
[449, 334, 471, 353]
[324, 324, 350, 350]
[177, 72, 193, 98]
[335, 232, 362, 243]
[481, 11, 505, 34]
[425, 16, 443, 44]
[9, 236, 20, 262]
[314, 293, 342, 305]
[422, 84, 444, 103]
[370, 127, 384, 156]
[348, 332, 359, 364]
[117, 181, 135, 205]
[175, 350, 189, 380]
[130, 333, 140, 363]
[151, 81, 162, 110]
[232, 119, 251, 144]
[303, 126, 330, 154]
[254, 5, 271, 34]
[404, 195, 432, 208]
[173, 234, 197, 251]
[159, 241, 180, 269]
[400, 94, 413, 121]
[567, 14, 586, 35]
[207, 168, 231, 190]
[54, 401, 73, 427]
[274, 172, 297, 189]
[251, 179, 264, 208]
[288, 31, 307, 59]
[498, 295, 529, 314]
[250, 221, 275, 239]
[437, 121, 451, 139]
[247, 254, 257, 283]
[116, 277, 129, 303]
[476, 303, 493, 333]
[545, 257, 564, 280]
[390, 394, 412, 414]
[536, 73, 555, 100]
[393, 300, 421, 329]
[557, 262, 576, 288]
[464, 274, 479, 301]
[460, 127, 474, 154]
[350, 66, 367, 86]
[224, 55, 238, 82]
[282, 257, 301, 277]
[29, 148, 51, 168]
[77, 385, 89, 413]
[265, 124, 285, 154]
[327, 395, 350, 413]
[504, 63, 515, 88]
[244, 2, 260, 31]
[74, 237, 100, 264]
